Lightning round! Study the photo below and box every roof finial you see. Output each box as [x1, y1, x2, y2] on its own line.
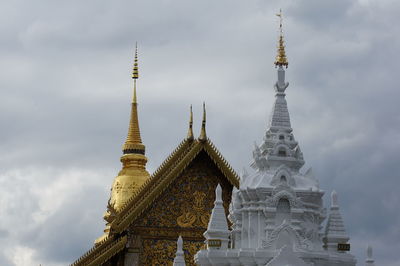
[199, 102, 207, 142]
[187, 105, 194, 141]
[274, 9, 289, 68]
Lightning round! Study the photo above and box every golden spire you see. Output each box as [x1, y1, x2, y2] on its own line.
[187, 105, 194, 141]
[123, 44, 145, 154]
[274, 9, 289, 68]
[199, 102, 207, 142]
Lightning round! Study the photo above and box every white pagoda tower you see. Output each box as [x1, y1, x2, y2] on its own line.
[195, 13, 357, 266]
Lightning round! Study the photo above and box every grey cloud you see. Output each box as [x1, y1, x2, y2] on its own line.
[21, 186, 107, 264]
[0, 229, 9, 238]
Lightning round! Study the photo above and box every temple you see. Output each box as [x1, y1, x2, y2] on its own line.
[194, 11, 357, 266]
[72, 47, 239, 265]
[72, 12, 369, 266]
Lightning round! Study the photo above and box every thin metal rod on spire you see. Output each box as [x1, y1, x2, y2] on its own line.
[277, 9, 283, 34]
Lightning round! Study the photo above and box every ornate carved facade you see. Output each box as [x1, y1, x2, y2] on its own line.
[131, 152, 233, 265]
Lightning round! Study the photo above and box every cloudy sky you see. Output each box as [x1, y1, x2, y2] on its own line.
[1, 0, 399, 265]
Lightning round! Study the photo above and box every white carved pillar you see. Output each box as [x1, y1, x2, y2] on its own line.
[249, 206, 258, 249]
[241, 209, 249, 248]
[257, 208, 264, 249]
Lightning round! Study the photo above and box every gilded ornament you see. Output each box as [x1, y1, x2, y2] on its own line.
[274, 9, 289, 68]
[177, 191, 210, 228]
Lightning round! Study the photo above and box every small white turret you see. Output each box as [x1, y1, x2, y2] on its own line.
[365, 245, 375, 266]
[324, 190, 350, 252]
[203, 184, 230, 250]
[173, 236, 186, 266]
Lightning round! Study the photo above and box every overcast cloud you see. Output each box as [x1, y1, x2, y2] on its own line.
[0, 0, 399, 265]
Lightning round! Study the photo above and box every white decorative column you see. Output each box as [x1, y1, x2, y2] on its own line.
[241, 208, 249, 249]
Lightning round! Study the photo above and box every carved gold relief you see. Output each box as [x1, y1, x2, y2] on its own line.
[177, 213, 197, 227]
[141, 239, 175, 265]
[177, 191, 210, 228]
[133, 162, 230, 229]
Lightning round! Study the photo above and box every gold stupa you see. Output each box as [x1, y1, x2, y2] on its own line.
[95, 44, 150, 244]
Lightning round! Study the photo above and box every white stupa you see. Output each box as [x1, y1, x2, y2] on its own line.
[173, 236, 186, 266]
[195, 12, 357, 266]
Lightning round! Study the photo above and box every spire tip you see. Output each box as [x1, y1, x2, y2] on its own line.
[187, 105, 194, 141]
[199, 102, 207, 142]
[132, 43, 139, 79]
[274, 10, 289, 68]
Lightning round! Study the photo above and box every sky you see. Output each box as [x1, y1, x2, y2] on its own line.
[0, 0, 399, 265]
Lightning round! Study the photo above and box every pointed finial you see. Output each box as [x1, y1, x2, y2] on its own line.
[367, 245, 372, 259]
[173, 235, 186, 265]
[132, 43, 139, 79]
[241, 167, 248, 182]
[331, 190, 338, 207]
[187, 105, 194, 140]
[199, 102, 207, 142]
[132, 43, 139, 104]
[274, 9, 289, 68]
[215, 184, 222, 203]
[177, 235, 183, 252]
[123, 44, 145, 154]
[366, 245, 375, 265]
